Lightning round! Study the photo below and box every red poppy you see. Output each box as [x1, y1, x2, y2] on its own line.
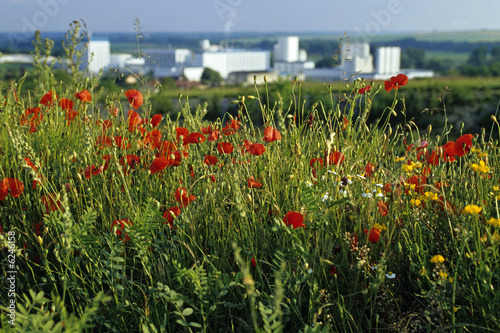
[20, 107, 43, 129]
[102, 155, 111, 171]
[125, 89, 143, 109]
[39, 91, 57, 106]
[75, 90, 92, 102]
[175, 127, 189, 140]
[425, 150, 440, 165]
[327, 151, 345, 166]
[120, 155, 140, 169]
[163, 206, 181, 228]
[66, 109, 78, 122]
[58, 98, 74, 111]
[441, 141, 456, 162]
[184, 132, 206, 145]
[201, 125, 215, 135]
[210, 174, 216, 182]
[175, 187, 196, 208]
[0, 178, 25, 201]
[222, 119, 241, 135]
[247, 176, 263, 188]
[341, 116, 349, 130]
[251, 257, 257, 268]
[454, 134, 474, 157]
[114, 136, 131, 149]
[283, 211, 305, 229]
[377, 200, 388, 216]
[33, 222, 43, 236]
[249, 143, 265, 156]
[416, 140, 429, 151]
[208, 130, 221, 142]
[364, 227, 381, 244]
[358, 85, 371, 94]
[127, 110, 142, 132]
[111, 219, 133, 242]
[84, 164, 104, 179]
[217, 142, 234, 154]
[364, 163, 375, 177]
[263, 126, 282, 142]
[150, 114, 163, 127]
[384, 73, 408, 92]
[310, 158, 324, 168]
[204, 155, 218, 166]
[41, 194, 63, 214]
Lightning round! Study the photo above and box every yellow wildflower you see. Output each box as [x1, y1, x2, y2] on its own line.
[462, 204, 482, 215]
[410, 198, 421, 206]
[487, 217, 500, 227]
[471, 160, 489, 173]
[424, 191, 438, 201]
[402, 164, 413, 172]
[430, 255, 445, 264]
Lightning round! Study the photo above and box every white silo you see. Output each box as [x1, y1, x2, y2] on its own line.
[278, 36, 299, 63]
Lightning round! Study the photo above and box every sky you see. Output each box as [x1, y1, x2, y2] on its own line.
[3, 0, 500, 39]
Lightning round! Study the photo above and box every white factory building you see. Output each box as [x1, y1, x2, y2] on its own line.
[82, 38, 111, 74]
[142, 48, 193, 77]
[305, 41, 433, 82]
[190, 40, 270, 80]
[273, 36, 315, 77]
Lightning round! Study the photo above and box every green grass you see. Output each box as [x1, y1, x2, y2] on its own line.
[1, 24, 500, 333]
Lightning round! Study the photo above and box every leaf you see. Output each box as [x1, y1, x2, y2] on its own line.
[182, 308, 193, 316]
[189, 322, 202, 328]
[176, 319, 189, 327]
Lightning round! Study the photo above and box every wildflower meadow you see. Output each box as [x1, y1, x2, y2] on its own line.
[1, 24, 500, 332]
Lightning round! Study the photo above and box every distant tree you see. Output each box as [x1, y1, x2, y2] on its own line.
[201, 67, 222, 86]
[467, 46, 488, 67]
[401, 47, 426, 68]
[490, 46, 500, 63]
[315, 56, 337, 68]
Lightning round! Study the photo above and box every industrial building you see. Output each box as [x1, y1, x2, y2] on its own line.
[82, 38, 110, 74]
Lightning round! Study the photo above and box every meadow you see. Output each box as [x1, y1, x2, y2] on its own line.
[1, 25, 500, 332]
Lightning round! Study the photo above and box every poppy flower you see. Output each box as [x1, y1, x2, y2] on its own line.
[111, 219, 133, 242]
[441, 141, 456, 162]
[364, 163, 375, 177]
[310, 158, 324, 168]
[341, 116, 349, 130]
[365, 227, 381, 243]
[66, 109, 78, 122]
[263, 126, 282, 142]
[327, 151, 345, 166]
[114, 136, 131, 149]
[75, 90, 92, 102]
[102, 155, 111, 171]
[20, 107, 43, 129]
[217, 142, 234, 154]
[149, 157, 168, 174]
[283, 211, 305, 229]
[0, 178, 25, 201]
[204, 155, 218, 166]
[184, 132, 206, 145]
[163, 206, 181, 228]
[120, 154, 140, 169]
[175, 187, 196, 208]
[84, 164, 104, 179]
[39, 91, 57, 106]
[416, 140, 428, 151]
[377, 200, 388, 216]
[127, 110, 142, 132]
[222, 118, 241, 135]
[207, 130, 221, 142]
[175, 127, 190, 141]
[249, 143, 265, 156]
[358, 85, 371, 94]
[150, 114, 163, 127]
[247, 176, 263, 188]
[58, 98, 74, 111]
[201, 125, 215, 135]
[251, 257, 257, 268]
[384, 73, 408, 92]
[425, 150, 440, 165]
[454, 134, 474, 157]
[125, 89, 143, 109]
[41, 194, 63, 214]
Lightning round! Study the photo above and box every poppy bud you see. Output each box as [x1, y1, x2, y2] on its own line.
[247, 95, 256, 100]
[427, 124, 432, 135]
[491, 115, 498, 123]
[264, 75, 267, 83]
[37, 236, 43, 245]
[241, 96, 245, 103]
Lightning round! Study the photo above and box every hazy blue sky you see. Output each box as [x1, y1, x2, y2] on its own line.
[3, 0, 500, 37]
